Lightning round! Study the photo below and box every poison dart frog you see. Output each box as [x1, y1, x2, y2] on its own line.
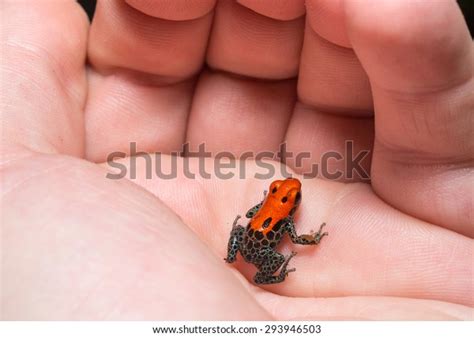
[224, 178, 328, 284]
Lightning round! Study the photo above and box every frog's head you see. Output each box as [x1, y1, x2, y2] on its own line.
[268, 177, 302, 215]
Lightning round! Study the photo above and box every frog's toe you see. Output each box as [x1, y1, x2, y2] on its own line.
[317, 222, 327, 232]
[316, 231, 329, 239]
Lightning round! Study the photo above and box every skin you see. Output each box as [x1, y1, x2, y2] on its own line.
[1, 0, 473, 320]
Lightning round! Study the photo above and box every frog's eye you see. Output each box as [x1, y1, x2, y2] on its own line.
[269, 180, 283, 194]
[295, 191, 301, 204]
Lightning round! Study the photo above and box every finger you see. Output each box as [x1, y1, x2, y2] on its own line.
[2, 151, 268, 319]
[88, 0, 213, 81]
[85, 0, 214, 161]
[284, 103, 374, 182]
[299, 0, 373, 115]
[206, 0, 304, 79]
[0, 0, 88, 156]
[185, 70, 296, 156]
[344, 0, 474, 236]
[256, 293, 474, 320]
[298, 19, 373, 115]
[292, 0, 375, 182]
[84, 72, 194, 162]
[305, 0, 350, 47]
[112, 158, 473, 307]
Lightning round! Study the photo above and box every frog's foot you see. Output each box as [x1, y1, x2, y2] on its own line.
[225, 221, 245, 263]
[284, 268, 296, 276]
[281, 251, 297, 274]
[232, 215, 241, 229]
[314, 222, 328, 243]
[272, 251, 297, 282]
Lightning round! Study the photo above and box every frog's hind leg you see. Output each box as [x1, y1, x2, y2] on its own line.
[254, 251, 297, 284]
[224, 215, 244, 263]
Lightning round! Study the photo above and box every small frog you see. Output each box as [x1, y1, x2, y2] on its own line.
[224, 178, 328, 284]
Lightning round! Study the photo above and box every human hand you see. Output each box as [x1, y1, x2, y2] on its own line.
[2, 0, 472, 320]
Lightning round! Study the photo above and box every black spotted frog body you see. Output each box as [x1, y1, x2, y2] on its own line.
[225, 178, 328, 284]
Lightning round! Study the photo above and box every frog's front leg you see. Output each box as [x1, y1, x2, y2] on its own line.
[224, 215, 245, 263]
[286, 219, 328, 245]
[245, 190, 267, 218]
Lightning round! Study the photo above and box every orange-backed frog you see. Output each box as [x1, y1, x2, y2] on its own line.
[224, 178, 328, 284]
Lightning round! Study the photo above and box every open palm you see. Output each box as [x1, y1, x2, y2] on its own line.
[2, 0, 473, 320]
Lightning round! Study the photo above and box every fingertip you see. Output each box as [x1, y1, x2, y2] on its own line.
[344, 0, 473, 92]
[305, 0, 352, 47]
[125, 0, 216, 21]
[88, 0, 212, 80]
[236, 0, 305, 21]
